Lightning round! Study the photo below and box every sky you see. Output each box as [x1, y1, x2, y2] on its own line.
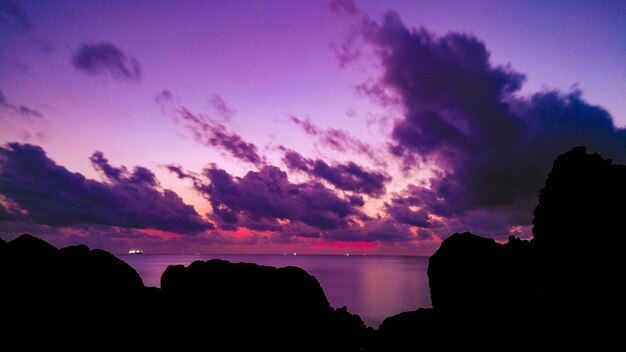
[1, 0, 624, 255]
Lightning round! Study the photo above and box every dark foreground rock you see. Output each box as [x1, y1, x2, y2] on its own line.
[375, 147, 625, 349]
[160, 259, 370, 349]
[0, 234, 369, 350]
[2, 147, 624, 349]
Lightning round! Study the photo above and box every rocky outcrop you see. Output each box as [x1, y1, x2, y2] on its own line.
[3, 147, 623, 348]
[159, 259, 369, 349]
[0, 234, 369, 350]
[532, 146, 626, 315]
[375, 147, 625, 348]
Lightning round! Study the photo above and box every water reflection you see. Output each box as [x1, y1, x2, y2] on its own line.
[120, 254, 431, 327]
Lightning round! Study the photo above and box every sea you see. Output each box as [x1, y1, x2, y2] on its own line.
[119, 254, 431, 328]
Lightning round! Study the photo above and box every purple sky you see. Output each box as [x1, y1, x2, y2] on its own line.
[1, 0, 624, 254]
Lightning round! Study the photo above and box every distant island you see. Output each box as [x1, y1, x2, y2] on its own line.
[1, 147, 623, 349]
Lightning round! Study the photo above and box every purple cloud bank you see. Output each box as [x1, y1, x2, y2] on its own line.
[164, 159, 421, 244]
[197, 165, 359, 230]
[338, 4, 626, 235]
[282, 148, 390, 197]
[0, 143, 212, 234]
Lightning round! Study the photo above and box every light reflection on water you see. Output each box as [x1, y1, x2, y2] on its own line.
[119, 254, 431, 328]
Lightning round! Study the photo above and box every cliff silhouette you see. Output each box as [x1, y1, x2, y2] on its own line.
[375, 146, 624, 349]
[0, 234, 369, 350]
[1, 146, 623, 349]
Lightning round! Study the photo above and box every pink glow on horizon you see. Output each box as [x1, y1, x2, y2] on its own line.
[222, 227, 274, 238]
[0, 1, 623, 255]
[140, 229, 183, 240]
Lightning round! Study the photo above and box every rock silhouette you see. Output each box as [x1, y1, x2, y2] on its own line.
[532, 146, 626, 315]
[0, 234, 369, 350]
[160, 259, 369, 349]
[375, 146, 625, 348]
[2, 146, 623, 349]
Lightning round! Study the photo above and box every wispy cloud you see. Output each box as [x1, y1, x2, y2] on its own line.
[209, 94, 235, 120]
[288, 115, 385, 165]
[0, 88, 44, 119]
[72, 42, 141, 81]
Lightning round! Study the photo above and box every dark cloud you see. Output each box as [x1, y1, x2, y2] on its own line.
[209, 94, 235, 120]
[288, 115, 384, 165]
[167, 162, 421, 243]
[310, 159, 390, 197]
[166, 164, 197, 182]
[386, 204, 431, 228]
[324, 219, 418, 242]
[348, 194, 365, 207]
[187, 165, 359, 231]
[345, 10, 626, 232]
[72, 42, 141, 81]
[0, 143, 213, 234]
[282, 148, 390, 197]
[0, 0, 31, 31]
[90, 151, 158, 187]
[179, 108, 264, 166]
[282, 149, 311, 172]
[90, 151, 125, 182]
[0, 89, 44, 119]
[384, 185, 441, 228]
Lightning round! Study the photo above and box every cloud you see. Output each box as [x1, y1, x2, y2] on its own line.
[288, 115, 384, 165]
[342, 9, 626, 233]
[155, 89, 174, 105]
[178, 107, 264, 166]
[0, 143, 213, 234]
[209, 94, 235, 120]
[16, 105, 43, 118]
[0, 88, 44, 119]
[197, 165, 359, 230]
[0, 0, 31, 31]
[282, 148, 390, 197]
[385, 205, 431, 228]
[72, 42, 141, 81]
[167, 162, 423, 244]
[328, 0, 358, 17]
[90, 151, 158, 187]
[155, 92, 262, 167]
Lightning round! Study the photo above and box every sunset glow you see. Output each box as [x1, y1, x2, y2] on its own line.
[1, 0, 624, 254]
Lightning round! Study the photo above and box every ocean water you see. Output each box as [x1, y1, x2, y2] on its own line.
[119, 254, 431, 328]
